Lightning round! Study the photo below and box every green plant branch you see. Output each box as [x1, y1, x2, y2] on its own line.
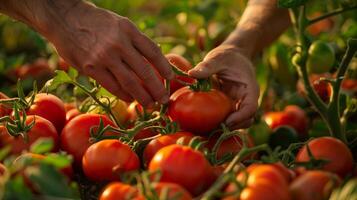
[308, 5, 357, 25]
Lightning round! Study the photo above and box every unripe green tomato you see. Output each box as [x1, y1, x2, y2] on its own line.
[306, 41, 335, 74]
[248, 121, 271, 145]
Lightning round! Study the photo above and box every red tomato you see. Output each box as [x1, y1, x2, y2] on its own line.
[133, 128, 157, 141]
[168, 87, 233, 135]
[307, 12, 334, 36]
[60, 114, 117, 165]
[152, 182, 193, 200]
[126, 101, 157, 122]
[143, 132, 194, 165]
[0, 92, 12, 117]
[65, 108, 81, 124]
[82, 139, 139, 181]
[64, 102, 76, 112]
[223, 164, 291, 200]
[289, 170, 341, 200]
[26, 93, 66, 133]
[14, 58, 54, 79]
[296, 137, 354, 177]
[342, 78, 357, 92]
[0, 115, 59, 155]
[99, 182, 143, 200]
[149, 144, 215, 196]
[263, 105, 308, 139]
[58, 57, 70, 71]
[205, 133, 254, 161]
[246, 162, 295, 183]
[297, 73, 332, 102]
[165, 54, 195, 94]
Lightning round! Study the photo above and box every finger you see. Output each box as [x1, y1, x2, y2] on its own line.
[120, 45, 169, 104]
[226, 91, 259, 126]
[83, 65, 133, 102]
[105, 58, 155, 107]
[131, 32, 174, 80]
[228, 116, 254, 130]
[188, 60, 222, 79]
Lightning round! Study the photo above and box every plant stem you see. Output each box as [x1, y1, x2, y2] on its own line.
[326, 39, 357, 143]
[201, 144, 271, 200]
[308, 5, 357, 25]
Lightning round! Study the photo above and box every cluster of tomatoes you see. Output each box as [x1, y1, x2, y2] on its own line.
[0, 54, 356, 200]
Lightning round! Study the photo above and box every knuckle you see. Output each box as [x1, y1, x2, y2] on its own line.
[137, 65, 155, 81]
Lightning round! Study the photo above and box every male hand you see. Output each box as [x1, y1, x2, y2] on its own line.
[189, 45, 259, 129]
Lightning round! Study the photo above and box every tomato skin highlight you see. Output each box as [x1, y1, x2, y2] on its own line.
[296, 137, 354, 177]
[289, 170, 341, 200]
[143, 132, 194, 165]
[60, 113, 117, 165]
[99, 182, 143, 200]
[0, 115, 59, 155]
[168, 87, 233, 135]
[82, 139, 140, 181]
[149, 144, 215, 196]
[27, 93, 66, 133]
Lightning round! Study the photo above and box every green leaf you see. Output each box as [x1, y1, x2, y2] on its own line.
[27, 163, 80, 198]
[30, 138, 54, 154]
[278, 0, 307, 8]
[43, 153, 72, 169]
[3, 175, 33, 200]
[45, 70, 73, 91]
[68, 67, 79, 80]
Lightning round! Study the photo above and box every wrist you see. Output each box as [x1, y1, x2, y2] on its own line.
[222, 23, 262, 59]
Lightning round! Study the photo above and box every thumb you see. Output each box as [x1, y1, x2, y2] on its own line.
[188, 61, 219, 79]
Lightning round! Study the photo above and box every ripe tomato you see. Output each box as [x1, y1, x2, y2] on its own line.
[65, 108, 81, 124]
[126, 101, 157, 122]
[307, 12, 334, 36]
[223, 164, 290, 200]
[151, 182, 193, 200]
[99, 182, 143, 200]
[0, 115, 59, 155]
[296, 137, 354, 177]
[297, 73, 332, 102]
[149, 144, 215, 196]
[60, 114, 117, 165]
[14, 58, 54, 80]
[133, 128, 157, 141]
[89, 97, 129, 125]
[26, 93, 66, 133]
[205, 133, 254, 161]
[82, 139, 139, 181]
[289, 170, 341, 200]
[143, 132, 194, 165]
[263, 105, 308, 139]
[165, 54, 195, 94]
[168, 87, 233, 135]
[0, 92, 12, 117]
[306, 40, 335, 74]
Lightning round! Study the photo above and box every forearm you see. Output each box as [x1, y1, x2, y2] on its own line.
[0, 0, 82, 41]
[223, 0, 290, 58]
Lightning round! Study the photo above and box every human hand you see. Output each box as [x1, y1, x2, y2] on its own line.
[188, 45, 259, 129]
[42, 2, 173, 106]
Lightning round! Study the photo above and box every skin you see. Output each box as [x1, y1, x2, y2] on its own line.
[189, 0, 290, 129]
[0, 0, 290, 128]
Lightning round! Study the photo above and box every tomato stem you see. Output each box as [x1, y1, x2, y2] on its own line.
[308, 5, 357, 26]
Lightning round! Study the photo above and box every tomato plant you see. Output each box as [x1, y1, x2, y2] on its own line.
[306, 40, 335, 74]
[296, 137, 354, 177]
[82, 139, 140, 181]
[168, 87, 233, 135]
[60, 113, 117, 165]
[149, 144, 215, 196]
[0, 115, 59, 155]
